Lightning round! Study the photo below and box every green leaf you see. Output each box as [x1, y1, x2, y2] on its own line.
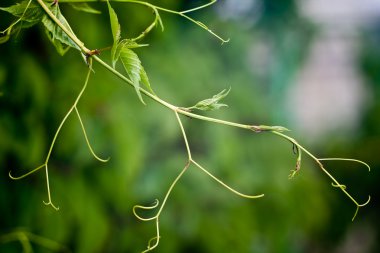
[260, 125, 290, 132]
[188, 88, 231, 111]
[43, 28, 71, 55]
[120, 47, 148, 104]
[70, 3, 101, 14]
[107, 0, 121, 67]
[107, 2, 120, 43]
[0, 0, 43, 43]
[140, 67, 154, 94]
[112, 43, 123, 67]
[41, 4, 81, 55]
[112, 40, 148, 68]
[0, 0, 43, 23]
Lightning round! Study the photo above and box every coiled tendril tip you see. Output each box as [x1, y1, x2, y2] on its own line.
[331, 182, 347, 190]
[133, 199, 160, 221]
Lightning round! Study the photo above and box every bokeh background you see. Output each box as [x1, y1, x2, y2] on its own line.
[1, 0, 379, 252]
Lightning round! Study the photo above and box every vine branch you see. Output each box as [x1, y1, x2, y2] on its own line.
[4, 0, 372, 251]
[36, 0, 373, 226]
[55, 0, 229, 44]
[133, 111, 264, 251]
[8, 58, 108, 210]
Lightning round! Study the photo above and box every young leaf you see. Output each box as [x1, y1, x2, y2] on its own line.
[41, 4, 81, 55]
[106, 0, 121, 67]
[250, 125, 290, 132]
[70, 3, 101, 14]
[122, 40, 153, 94]
[119, 47, 145, 104]
[188, 88, 231, 111]
[112, 39, 148, 62]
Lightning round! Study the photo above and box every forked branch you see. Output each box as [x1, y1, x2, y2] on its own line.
[8, 58, 108, 210]
[3, 0, 371, 252]
[133, 111, 266, 252]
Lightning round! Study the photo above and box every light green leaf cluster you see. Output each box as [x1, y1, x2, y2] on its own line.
[1, 0, 82, 55]
[107, 1, 153, 104]
[188, 88, 231, 111]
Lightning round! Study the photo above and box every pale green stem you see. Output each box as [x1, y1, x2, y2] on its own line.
[146, 161, 190, 220]
[133, 200, 159, 221]
[130, 7, 161, 42]
[143, 222, 159, 253]
[38, 0, 370, 220]
[53, 0, 229, 43]
[9, 164, 45, 180]
[55, 0, 217, 15]
[36, 0, 89, 54]
[44, 104, 74, 165]
[1, 0, 33, 34]
[26, 5, 370, 253]
[75, 107, 110, 162]
[272, 130, 371, 220]
[8, 59, 95, 210]
[176, 110, 263, 198]
[318, 158, 371, 171]
[174, 111, 192, 160]
[36, 0, 270, 132]
[40, 59, 93, 210]
[132, 112, 193, 251]
[180, 0, 217, 14]
[191, 160, 264, 199]
[133, 161, 190, 252]
[94, 56, 284, 132]
[43, 164, 59, 210]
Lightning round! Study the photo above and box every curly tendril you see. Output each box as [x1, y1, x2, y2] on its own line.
[331, 182, 347, 190]
[133, 199, 160, 221]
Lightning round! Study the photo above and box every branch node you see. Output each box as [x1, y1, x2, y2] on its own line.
[42, 200, 59, 211]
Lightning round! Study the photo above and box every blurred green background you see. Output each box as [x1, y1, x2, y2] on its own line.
[1, 0, 379, 252]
